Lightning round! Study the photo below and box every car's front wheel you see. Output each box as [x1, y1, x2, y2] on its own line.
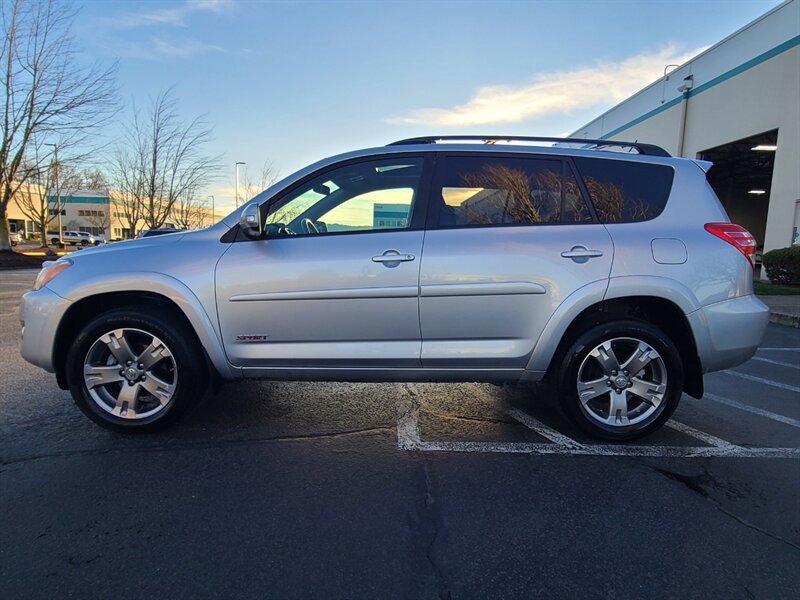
[556, 319, 683, 441]
[66, 307, 206, 432]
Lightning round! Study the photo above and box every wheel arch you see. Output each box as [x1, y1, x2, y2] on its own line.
[52, 274, 237, 386]
[528, 276, 703, 398]
[538, 295, 703, 399]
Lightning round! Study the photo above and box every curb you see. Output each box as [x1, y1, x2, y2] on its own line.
[769, 312, 800, 328]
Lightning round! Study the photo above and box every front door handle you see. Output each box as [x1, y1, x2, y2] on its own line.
[372, 250, 415, 264]
[561, 246, 603, 263]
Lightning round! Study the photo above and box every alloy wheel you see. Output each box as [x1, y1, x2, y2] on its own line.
[83, 328, 178, 420]
[576, 337, 667, 428]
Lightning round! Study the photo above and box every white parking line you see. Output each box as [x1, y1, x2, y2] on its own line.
[664, 420, 738, 448]
[704, 392, 800, 428]
[758, 348, 800, 352]
[751, 356, 799, 369]
[722, 370, 800, 393]
[396, 394, 800, 459]
[505, 408, 584, 449]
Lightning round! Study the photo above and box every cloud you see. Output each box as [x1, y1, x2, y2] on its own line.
[388, 44, 706, 127]
[151, 37, 224, 58]
[112, 37, 224, 60]
[108, 0, 233, 28]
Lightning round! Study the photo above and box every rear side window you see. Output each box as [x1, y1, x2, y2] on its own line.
[437, 156, 591, 227]
[573, 157, 674, 223]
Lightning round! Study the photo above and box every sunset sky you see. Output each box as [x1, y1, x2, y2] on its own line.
[75, 0, 781, 213]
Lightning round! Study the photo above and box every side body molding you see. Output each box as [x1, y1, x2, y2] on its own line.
[54, 271, 239, 380]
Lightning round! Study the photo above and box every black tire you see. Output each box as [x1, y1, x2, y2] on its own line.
[556, 319, 683, 441]
[80, 239, 89, 246]
[66, 307, 207, 433]
[50, 238, 59, 245]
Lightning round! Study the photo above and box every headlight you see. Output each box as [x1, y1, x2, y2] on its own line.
[33, 259, 73, 291]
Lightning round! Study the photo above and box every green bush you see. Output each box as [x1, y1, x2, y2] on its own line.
[762, 246, 800, 285]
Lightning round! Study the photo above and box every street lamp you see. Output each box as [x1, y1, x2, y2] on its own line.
[235, 161, 246, 208]
[45, 143, 63, 247]
[209, 195, 215, 224]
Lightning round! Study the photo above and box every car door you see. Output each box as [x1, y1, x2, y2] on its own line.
[419, 152, 613, 368]
[216, 155, 432, 370]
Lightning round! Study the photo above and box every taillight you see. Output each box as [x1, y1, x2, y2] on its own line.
[704, 223, 757, 266]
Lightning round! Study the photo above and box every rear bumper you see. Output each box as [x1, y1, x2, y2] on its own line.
[688, 294, 770, 374]
[20, 287, 72, 373]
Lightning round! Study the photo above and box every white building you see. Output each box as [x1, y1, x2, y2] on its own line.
[571, 0, 799, 253]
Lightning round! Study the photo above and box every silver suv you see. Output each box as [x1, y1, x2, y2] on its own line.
[20, 136, 769, 439]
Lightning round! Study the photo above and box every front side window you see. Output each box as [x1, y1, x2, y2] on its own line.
[436, 156, 584, 227]
[264, 158, 423, 236]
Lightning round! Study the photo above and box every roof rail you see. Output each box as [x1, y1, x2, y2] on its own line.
[387, 135, 671, 157]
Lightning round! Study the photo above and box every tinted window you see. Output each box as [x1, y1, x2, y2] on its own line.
[564, 165, 592, 223]
[265, 158, 423, 236]
[573, 157, 674, 223]
[438, 156, 563, 227]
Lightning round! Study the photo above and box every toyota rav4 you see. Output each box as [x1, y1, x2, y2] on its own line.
[20, 136, 769, 439]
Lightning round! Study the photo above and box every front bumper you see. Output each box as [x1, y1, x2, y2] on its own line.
[688, 294, 770, 374]
[20, 287, 72, 373]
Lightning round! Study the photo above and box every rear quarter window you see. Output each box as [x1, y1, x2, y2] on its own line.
[573, 157, 674, 223]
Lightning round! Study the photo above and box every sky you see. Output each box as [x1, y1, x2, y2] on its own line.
[73, 0, 784, 214]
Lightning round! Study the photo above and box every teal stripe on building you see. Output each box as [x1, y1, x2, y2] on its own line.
[48, 195, 110, 205]
[600, 35, 800, 140]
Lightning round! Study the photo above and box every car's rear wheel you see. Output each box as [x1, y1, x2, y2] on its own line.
[556, 319, 683, 441]
[50, 238, 59, 245]
[66, 307, 206, 432]
[80, 239, 88, 246]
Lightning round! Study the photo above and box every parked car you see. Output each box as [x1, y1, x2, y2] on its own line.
[49, 230, 101, 246]
[20, 136, 769, 438]
[10, 231, 21, 246]
[138, 228, 183, 238]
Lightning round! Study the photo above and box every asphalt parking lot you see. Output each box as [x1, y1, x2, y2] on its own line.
[1, 269, 798, 599]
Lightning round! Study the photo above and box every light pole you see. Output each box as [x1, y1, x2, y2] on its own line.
[45, 143, 63, 247]
[235, 161, 246, 208]
[209, 195, 215, 224]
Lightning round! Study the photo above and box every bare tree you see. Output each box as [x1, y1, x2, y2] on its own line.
[84, 202, 111, 239]
[112, 88, 220, 232]
[172, 187, 209, 230]
[240, 160, 279, 204]
[16, 147, 82, 246]
[109, 147, 144, 238]
[78, 167, 111, 238]
[81, 167, 109, 191]
[0, 0, 117, 250]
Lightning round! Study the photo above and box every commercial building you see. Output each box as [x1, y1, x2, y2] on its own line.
[571, 0, 799, 254]
[7, 189, 217, 242]
[8, 189, 112, 241]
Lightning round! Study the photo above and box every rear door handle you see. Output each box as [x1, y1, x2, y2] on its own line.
[372, 251, 415, 263]
[561, 246, 603, 262]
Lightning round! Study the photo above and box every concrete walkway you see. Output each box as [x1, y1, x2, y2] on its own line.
[760, 295, 800, 328]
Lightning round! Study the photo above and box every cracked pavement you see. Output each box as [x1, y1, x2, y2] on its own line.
[1, 269, 799, 599]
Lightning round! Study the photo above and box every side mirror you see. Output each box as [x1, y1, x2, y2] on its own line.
[239, 204, 261, 239]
